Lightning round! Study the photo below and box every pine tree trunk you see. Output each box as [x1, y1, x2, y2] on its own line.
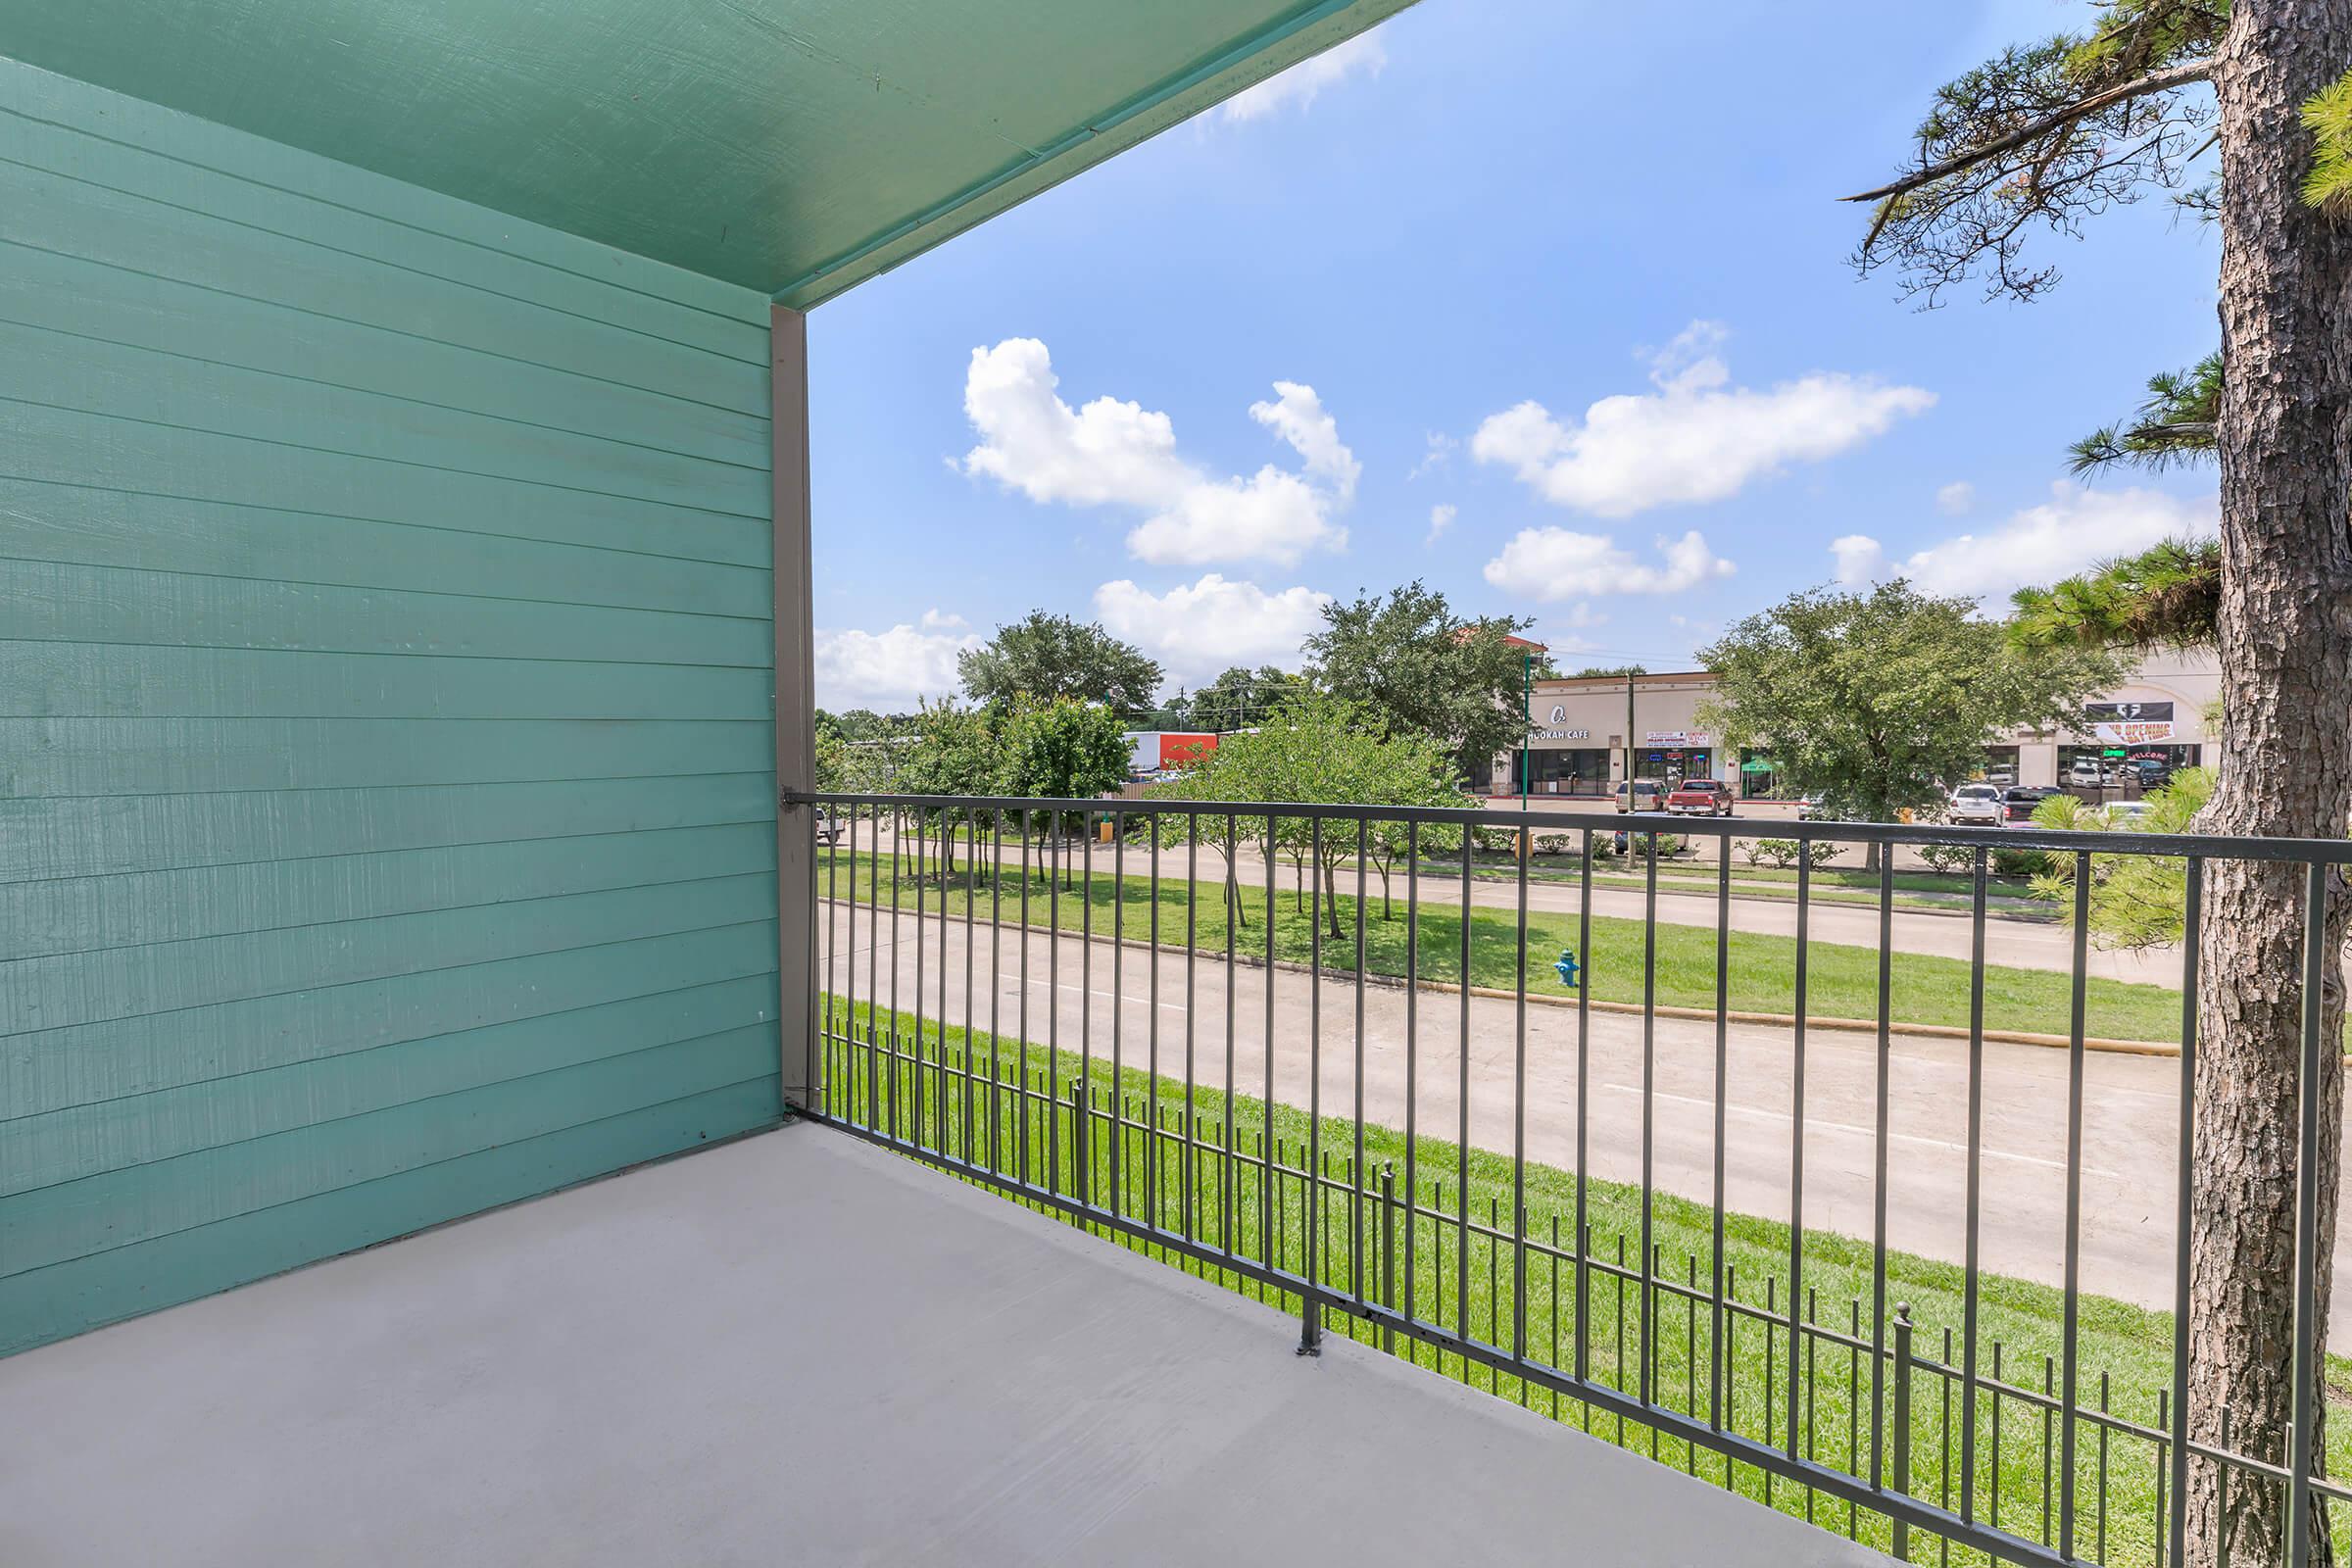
[2187, 6, 2352, 1564]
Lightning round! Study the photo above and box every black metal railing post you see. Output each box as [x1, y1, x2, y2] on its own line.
[1892, 1302, 1915, 1563]
[1380, 1160, 1397, 1355]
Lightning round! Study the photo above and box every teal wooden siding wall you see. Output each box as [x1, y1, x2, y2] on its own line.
[0, 58, 783, 1354]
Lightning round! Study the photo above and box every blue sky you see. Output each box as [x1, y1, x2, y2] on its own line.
[807, 0, 2221, 711]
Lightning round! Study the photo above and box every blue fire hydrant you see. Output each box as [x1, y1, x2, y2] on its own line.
[1554, 948, 1582, 989]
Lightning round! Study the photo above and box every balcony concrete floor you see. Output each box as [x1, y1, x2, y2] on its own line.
[0, 1123, 1883, 1566]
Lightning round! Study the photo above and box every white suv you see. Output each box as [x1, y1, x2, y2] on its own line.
[1947, 783, 2005, 827]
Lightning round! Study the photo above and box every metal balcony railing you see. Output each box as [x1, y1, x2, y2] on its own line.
[786, 790, 2352, 1568]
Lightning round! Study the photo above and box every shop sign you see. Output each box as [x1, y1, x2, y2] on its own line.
[1644, 730, 1710, 744]
[2089, 720, 2177, 744]
[1535, 727, 1591, 741]
[2085, 701, 2173, 722]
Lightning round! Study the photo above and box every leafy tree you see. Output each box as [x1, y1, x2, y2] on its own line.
[1696, 583, 2121, 864]
[1851, 8, 2352, 1545]
[894, 699, 995, 879]
[1302, 581, 1541, 763]
[1157, 692, 1467, 936]
[813, 710, 907, 798]
[957, 611, 1163, 713]
[995, 697, 1130, 885]
[1189, 664, 1306, 732]
[1570, 663, 1648, 679]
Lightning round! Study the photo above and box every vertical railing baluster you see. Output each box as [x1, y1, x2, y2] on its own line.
[1575, 825, 1593, 1386]
[1110, 812, 1124, 1221]
[1788, 839, 1811, 1463]
[1018, 809, 1032, 1187]
[1712, 828, 1731, 1434]
[1514, 814, 1532, 1366]
[1404, 821, 1420, 1338]
[1871, 847, 1893, 1494]
[2059, 852, 2091, 1560]
[989, 808, 1004, 1173]
[1893, 1303, 1914, 1562]
[2170, 856, 2201, 1568]
[1183, 810, 1199, 1247]
[1959, 848, 1988, 1526]
[1459, 824, 1473, 1349]
[1355, 817, 1369, 1311]
[1640, 827, 1657, 1406]
[1303, 815, 1324, 1355]
[1263, 813, 1277, 1278]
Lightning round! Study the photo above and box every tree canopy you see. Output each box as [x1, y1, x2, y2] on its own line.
[1697, 581, 2122, 827]
[956, 610, 1163, 713]
[994, 696, 1131, 808]
[1157, 692, 1468, 934]
[1301, 581, 1541, 763]
[1188, 664, 1309, 733]
[2008, 536, 2221, 651]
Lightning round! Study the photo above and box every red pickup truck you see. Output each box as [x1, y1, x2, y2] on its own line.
[1664, 779, 1735, 817]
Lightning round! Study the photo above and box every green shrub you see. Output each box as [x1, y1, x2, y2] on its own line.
[1916, 841, 1979, 875]
[1745, 837, 1838, 870]
[1992, 847, 2052, 880]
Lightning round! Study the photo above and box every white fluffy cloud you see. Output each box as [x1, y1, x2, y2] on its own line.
[1425, 503, 1457, 545]
[1829, 482, 2218, 599]
[1094, 574, 1332, 688]
[1936, 481, 1976, 515]
[814, 615, 982, 712]
[959, 339, 1354, 566]
[1482, 527, 1736, 603]
[1219, 28, 1386, 122]
[1470, 321, 1935, 517]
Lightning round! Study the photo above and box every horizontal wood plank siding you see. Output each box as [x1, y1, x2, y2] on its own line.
[0, 61, 782, 1354]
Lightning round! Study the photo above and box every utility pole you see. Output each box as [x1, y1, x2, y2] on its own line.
[1624, 670, 1637, 792]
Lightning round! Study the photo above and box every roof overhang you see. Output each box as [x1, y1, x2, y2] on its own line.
[2, 0, 1416, 308]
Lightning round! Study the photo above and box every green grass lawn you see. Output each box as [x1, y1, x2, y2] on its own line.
[818, 844, 2186, 1044]
[819, 998, 2352, 1567]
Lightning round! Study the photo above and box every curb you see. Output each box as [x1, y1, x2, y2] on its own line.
[819, 897, 2182, 1059]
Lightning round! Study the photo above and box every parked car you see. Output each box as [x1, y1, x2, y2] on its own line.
[1947, 783, 2005, 827]
[815, 808, 844, 845]
[1796, 793, 1830, 820]
[1613, 779, 1666, 813]
[2001, 785, 2063, 824]
[2131, 758, 2174, 789]
[2067, 757, 2105, 788]
[1663, 778, 1734, 817]
[1984, 765, 2017, 786]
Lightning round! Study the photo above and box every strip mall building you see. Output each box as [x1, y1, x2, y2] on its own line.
[1486, 649, 2220, 800]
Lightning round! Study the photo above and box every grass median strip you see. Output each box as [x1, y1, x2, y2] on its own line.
[818, 846, 2184, 1045]
[819, 999, 2352, 1564]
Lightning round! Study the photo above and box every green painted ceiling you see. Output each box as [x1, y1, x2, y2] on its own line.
[4, 0, 1413, 307]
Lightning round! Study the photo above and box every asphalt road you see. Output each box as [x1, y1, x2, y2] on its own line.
[854, 823, 2186, 986]
[821, 906, 2352, 1340]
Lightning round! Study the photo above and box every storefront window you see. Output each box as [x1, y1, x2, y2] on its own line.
[1636, 748, 1711, 785]
[1513, 748, 1611, 795]
[2056, 742, 2200, 790]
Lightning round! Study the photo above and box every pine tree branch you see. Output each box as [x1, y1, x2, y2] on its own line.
[1842, 57, 2215, 207]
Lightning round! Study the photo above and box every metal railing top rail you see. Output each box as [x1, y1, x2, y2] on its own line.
[789, 788, 2352, 864]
